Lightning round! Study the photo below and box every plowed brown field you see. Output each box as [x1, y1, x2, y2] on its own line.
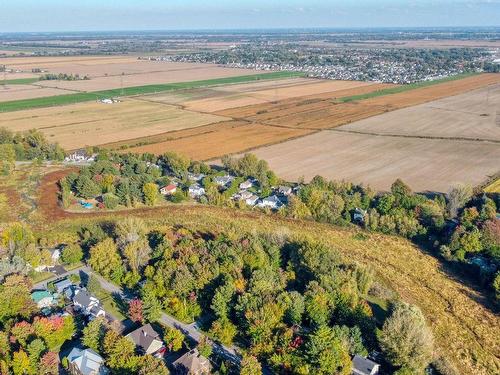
[216, 73, 500, 130]
[124, 120, 314, 160]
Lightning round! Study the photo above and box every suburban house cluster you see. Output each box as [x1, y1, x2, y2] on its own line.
[30, 275, 213, 375]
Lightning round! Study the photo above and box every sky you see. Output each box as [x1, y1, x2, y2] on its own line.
[0, 0, 499, 32]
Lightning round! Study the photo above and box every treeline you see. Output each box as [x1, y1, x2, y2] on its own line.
[60, 151, 500, 302]
[39, 73, 90, 81]
[0, 128, 65, 175]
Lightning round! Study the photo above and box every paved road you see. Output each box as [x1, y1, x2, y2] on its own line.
[32, 266, 270, 369]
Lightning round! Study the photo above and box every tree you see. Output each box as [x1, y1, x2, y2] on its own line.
[240, 354, 262, 375]
[285, 291, 305, 325]
[103, 193, 120, 209]
[197, 336, 213, 358]
[33, 315, 75, 351]
[103, 330, 139, 371]
[209, 317, 237, 345]
[88, 238, 123, 282]
[305, 326, 352, 375]
[286, 195, 311, 219]
[1, 222, 34, 255]
[128, 299, 144, 324]
[60, 244, 83, 265]
[163, 327, 184, 352]
[82, 317, 106, 352]
[447, 184, 473, 218]
[122, 238, 151, 272]
[161, 152, 190, 177]
[304, 282, 331, 327]
[143, 183, 160, 206]
[378, 302, 433, 371]
[0, 275, 36, 324]
[138, 355, 169, 375]
[12, 350, 31, 375]
[76, 175, 101, 199]
[142, 288, 162, 322]
[39, 352, 59, 375]
[115, 217, 147, 246]
[0, 144, 15, 175]
[11, 321, 34, 347]
[27, 338, 46, 372]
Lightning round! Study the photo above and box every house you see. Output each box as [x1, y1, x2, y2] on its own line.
[160, 184, 177, 196]
[72, 289, 106, 319]
[353, 208, 367, 223]
[31, 290, 55, 309]
[53, 278, 73, 294]
[67, 347, 109, 375]
[239, 179, 253, 190]
[258, 195, 283, 209]
[126, 324, 165, 356]
[187, 173, 205, 182]
[278, 185, 292, 196]
[188, 184, 205, 198]
[352, 354, 380, 375]
[49, 247, 61, 263]
[214, 175, 234, 187]
[64, 150, 96, 163]
[173, 348, 212, 375]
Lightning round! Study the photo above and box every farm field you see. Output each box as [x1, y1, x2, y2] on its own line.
[248, 131, 500, 192]
[338, 84, 500, 141]
[124, 121, 314, 160]
[215, 73, 500, 130]
[180, 79, 382, 112]
[0, 98, 226, 149]
[34, 65, 267, 92]
[0, 85, 78, 102]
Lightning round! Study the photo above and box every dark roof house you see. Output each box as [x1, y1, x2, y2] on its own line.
[352, 354, 380, 375]
[126, 324, 164, 355]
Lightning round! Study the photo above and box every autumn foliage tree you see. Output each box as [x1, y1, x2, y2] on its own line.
[128, 299, 144, 324]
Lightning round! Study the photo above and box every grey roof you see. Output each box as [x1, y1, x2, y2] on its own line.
[263, 195, 282, 204]
[173, 348, 211, 373]
[53, 278, 72, 292]
[68, 348, 108, 375]
[126, 324, 161, 352]
[352, 354, 380, 375]
[73, 290, 94, 308]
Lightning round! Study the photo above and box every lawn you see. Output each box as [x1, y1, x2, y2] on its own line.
[0, 71, 305, 112]
[484, 178, 500, 193]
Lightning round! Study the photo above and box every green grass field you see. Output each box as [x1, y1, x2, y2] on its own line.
[0, 71, 305, 112]
[337, 72, 479, 103]
[1, 77, 41, 85]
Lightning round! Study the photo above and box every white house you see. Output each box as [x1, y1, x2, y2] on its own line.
[187, 173, 205, 182]
[239, 179, 253, 190]
[258, 195, 283, 209]
[188, 184, 205, 198]
[68, 347, 109, 375]
[214, 175, 234, 187]
[64, 150, 96, 163]
[72, 289, 106, 319]
[245, 194, 259, 206]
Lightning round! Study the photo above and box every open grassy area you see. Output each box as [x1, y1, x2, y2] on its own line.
[484, 178, 500, 193]
[0, 71, 304, 112]
[337, 72, 479, 102]
[1, 77, 41, 85]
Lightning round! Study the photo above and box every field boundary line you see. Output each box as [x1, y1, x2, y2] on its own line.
[330, 128, 500, 144]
